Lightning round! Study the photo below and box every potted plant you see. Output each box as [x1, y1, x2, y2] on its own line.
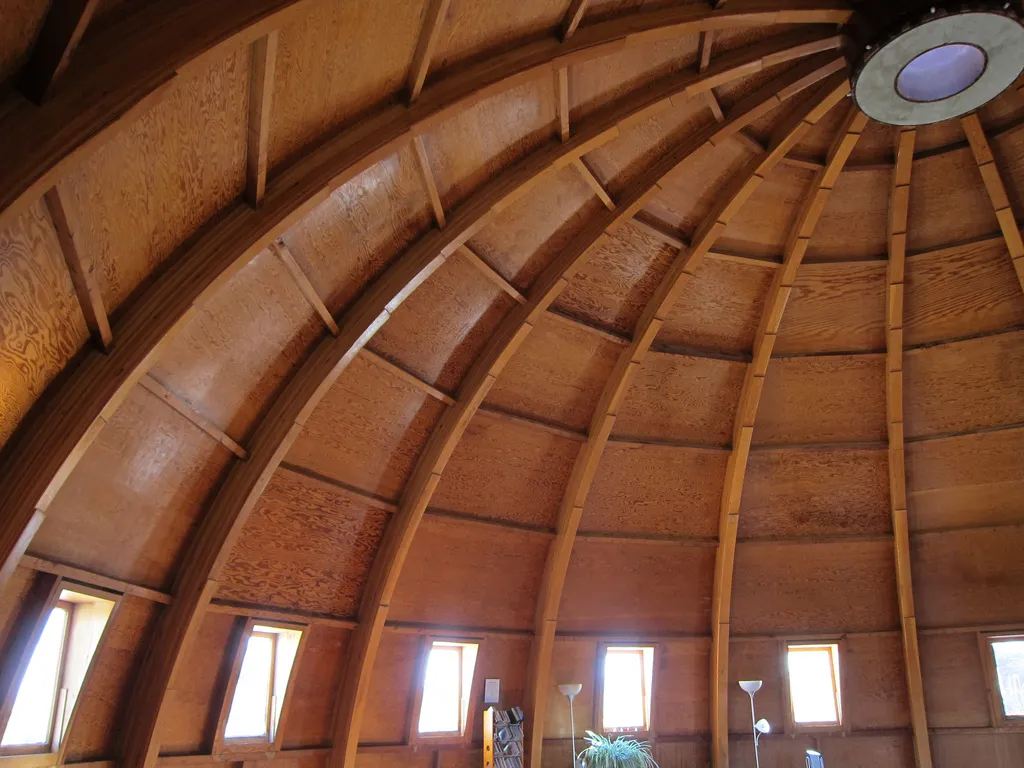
[576, 731, 659, 768]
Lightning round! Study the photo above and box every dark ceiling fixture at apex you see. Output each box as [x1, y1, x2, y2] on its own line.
[848, 0, 1024, 125]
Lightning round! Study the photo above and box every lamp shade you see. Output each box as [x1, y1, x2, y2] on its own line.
[558, 683, 583, 698]
[738, 680, 763, 695]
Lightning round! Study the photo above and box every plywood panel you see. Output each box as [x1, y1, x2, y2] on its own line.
[281, 145, 432, 316]
[432, 409, 578, 528]
[613, 352, 745, 445]
[731, 734, 816, 768]
[657, 258, 773, 356]
[0, 566, 36, 652]
[654, 640, 711, 735]
[544, 640, 597, 739]
[992, 122, 1024, 216]
[731, 540, 899, 634]
[159, 611, 238, 754]
[389, 516, 548, 630]
[754, 355, 887, 445]
[217, 468, 391, 617]
[149, 247, 323, 440]
[794, 104, 895, 166]
[0, 199, 88, 448]
[775, 261, 887, 354]
[641, 136, 754, 237]
[903, 331, 1024, 439]
[433, 0, 563, 71]
[906, 427, 1024, 531]
[485, 313, 620, 432]
[282, 625, 350, 748]
[649, 741, 710, 768]
[32, 385, 233, 588]
[727, 639, 786, 734]
[558, 539, 714, 633]
[62, 596, 161, 761]
[570, 35, 699, 123]
[467, 635, 531, 735]
[815, 733, 914, 768]
[919, 632, 990, 729]
[553, 221, 675, 335]
[357, 752, 434, 768]
[932, 732, 1000, 768]
[360, 630, 418, 745]
[904, 237, 1024, 346]
[718, 164, 816, 259]
[467, 165, 603, 291]
[421, 79, 556, 210]
[286, 353, 446, 501]
[585, 442, 725, 537]
[584, 96, 718, 199]
[739, 447, 891, 538]
[907, 148, 1000, 253]
[268, 0, 426, 169]
[844, 633, 910, 730]
[369, 254, 515, 391]
[912, 526, 1024, 629]
[0, 0, 48, 84]
[58, 46, 249, 312]
[805, 167, 888, 261]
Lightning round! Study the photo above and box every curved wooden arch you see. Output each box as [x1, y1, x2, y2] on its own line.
[522, 80, 850, 768]
[0, 8, 847, 595]
[329, 64, 848, 768]
[0, 0, 848, 229]
[708, 103, 867, 766]
[113, 40, 844, 768]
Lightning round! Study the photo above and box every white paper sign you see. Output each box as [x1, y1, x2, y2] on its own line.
[484, 678, 500, 704]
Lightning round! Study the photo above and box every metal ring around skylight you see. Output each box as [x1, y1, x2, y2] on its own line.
[853, 10, 1024, 126]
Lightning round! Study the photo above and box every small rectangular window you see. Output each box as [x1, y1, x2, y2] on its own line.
[1, 588, 115, 753]
[223, 624, 302, 742]
[601, 646, 654, 733]
[417, 641, 479, 736]
[989, 635, 1024, 718]
[786, 642, 842, 726]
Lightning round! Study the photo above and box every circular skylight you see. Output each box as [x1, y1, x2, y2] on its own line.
[896, 43, 987, 102]
[853, 10, 1024, 126]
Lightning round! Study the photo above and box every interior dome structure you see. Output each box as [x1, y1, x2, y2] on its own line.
[0, 1, 1022, 768]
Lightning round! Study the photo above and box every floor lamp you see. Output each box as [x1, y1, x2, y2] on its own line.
[738, 680, 771, 768]
[558, 684, 583, 768]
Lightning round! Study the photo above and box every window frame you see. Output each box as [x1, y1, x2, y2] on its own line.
[980, 631, 1024, 727]
[408, 635, 484, 745]
[0, 575, 121, 759]
[781, 638, 848, 734]
[214, 617, 309, 755]
[594, 642, 658, 738]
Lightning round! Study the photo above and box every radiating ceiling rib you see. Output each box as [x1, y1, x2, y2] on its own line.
[709, 103, 868, 767]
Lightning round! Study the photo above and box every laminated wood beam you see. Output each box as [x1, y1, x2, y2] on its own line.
[407, 0, 452, 103]
[43, 186, 113, 351]
[708, 103, 867, 767]
[961, 113, 1024, 289]
[885, 128, 934, 768]
[245, 32, 279, 209]
[0, 27, 843, 620]
[525, 72, 850, 768]
[18, 0, 101, 104]
[562, 0, 591, 40]
[335, 67, 847, 768]
[0, 0, 849, 232]
[557, 67, 571, 142]
[113, 39, 844, 768]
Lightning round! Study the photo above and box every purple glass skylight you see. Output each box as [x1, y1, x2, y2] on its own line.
[896, 43, 987, 102]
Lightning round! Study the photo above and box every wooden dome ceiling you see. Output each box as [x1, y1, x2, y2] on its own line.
[1, 1, 1023, 767]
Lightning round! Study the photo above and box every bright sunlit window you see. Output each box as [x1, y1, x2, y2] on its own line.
[224, 624, 302, 741]
[417, 641, 479, 735]
[989, 636, 1024, 718]
[1, 588, 115, 752]
[601, 646, 654, 733]
[787, 643, 842, 726]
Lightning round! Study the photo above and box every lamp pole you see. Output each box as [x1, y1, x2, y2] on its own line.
[558, 684, 583, 768]
[738, 680, 766, 768]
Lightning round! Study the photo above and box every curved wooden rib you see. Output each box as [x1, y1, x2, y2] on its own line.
[331, 65, 849, 768]
[960, 113, 1024, 290]
[0, 0, 849, 230]
[524, 77, 851, 768]
[884, 128, 934, 768]
[0, 23, 843, 598]
[708, 103, 867, 767]
[115, 41, 844, 768]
